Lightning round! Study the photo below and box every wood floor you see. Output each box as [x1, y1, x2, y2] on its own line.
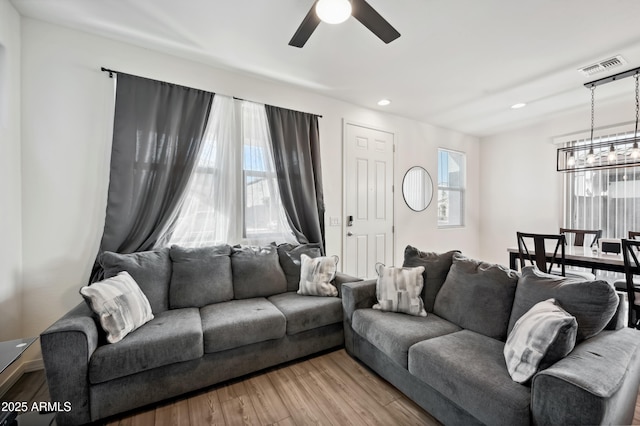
[2, 350, 438, 426]
[3, 348, 640, 425]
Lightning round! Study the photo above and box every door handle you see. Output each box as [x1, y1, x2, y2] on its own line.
[347, 232, 353, 236]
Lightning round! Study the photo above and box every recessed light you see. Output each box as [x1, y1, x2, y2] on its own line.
[511, 103, 526, 109]
[377, 99, 391, 106]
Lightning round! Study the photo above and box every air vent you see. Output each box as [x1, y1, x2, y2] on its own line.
[579, 55, 627, 76]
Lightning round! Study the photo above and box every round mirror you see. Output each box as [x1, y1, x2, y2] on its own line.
[402, 166, 433, 212]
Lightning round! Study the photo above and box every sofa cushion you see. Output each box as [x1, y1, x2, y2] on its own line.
[297, 255, 339, 297]
[504, 298, 577, 384]
[268, 292, 342, 335]
[373, 264, 426, 317]
[409, 330, 531, 426]
[80, 271, 154, 344]
[433, 253, 519, 341]
[100, 248, 171, 313]
[169, 244, 233, 308]
[88, 308, 203, 384]
[402, 246, 459, 312]
[231, 245, 287, 299]
[277, 243, 322, 292]
[352, 308, 461, 368]
[508, 266, 619, 342]
[201, 298, 286, 353]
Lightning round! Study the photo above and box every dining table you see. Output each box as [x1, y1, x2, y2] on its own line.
[508, 245, 625, 273]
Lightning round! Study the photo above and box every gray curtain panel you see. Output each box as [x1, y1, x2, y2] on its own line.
[265, 106, 326, 253]
[91, 73, 213, 281]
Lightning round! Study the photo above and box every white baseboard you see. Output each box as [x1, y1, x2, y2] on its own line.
[0, 357, 44, 398]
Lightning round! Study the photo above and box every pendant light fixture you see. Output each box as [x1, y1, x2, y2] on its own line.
[557, 66, 640, 172]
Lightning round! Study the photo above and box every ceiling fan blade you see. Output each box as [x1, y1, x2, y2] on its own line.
[351, 0, 400, 44]
[289, 1, 321, 48]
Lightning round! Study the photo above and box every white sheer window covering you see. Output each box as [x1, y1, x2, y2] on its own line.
[564, 133, 640, 239]
[169, 95, 296, 247]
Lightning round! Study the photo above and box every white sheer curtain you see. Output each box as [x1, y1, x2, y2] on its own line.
[240, 101, 296, 245]
[169, 95, 295, 247]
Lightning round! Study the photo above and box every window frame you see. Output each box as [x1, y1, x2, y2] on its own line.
[437, 148, 466, 228]
[563, 136, 640, 238]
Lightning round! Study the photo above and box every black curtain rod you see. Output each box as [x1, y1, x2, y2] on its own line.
[100, 67, 322, 118]
[584, 65, 640, 88]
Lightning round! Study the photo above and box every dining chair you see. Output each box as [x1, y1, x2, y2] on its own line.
[621, 239, 640, 328]
[558, 228, 602, 280]
[629, 231, 640, 240]
[560, 228, 602, 248]
[516, 232, 566, 276]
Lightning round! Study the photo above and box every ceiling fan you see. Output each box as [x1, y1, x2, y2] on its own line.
[289, 0, 401, 48]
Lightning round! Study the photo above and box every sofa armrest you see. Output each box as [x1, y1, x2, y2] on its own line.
[531, 328, 640, 426]
[40, 302, 99, 425]
[341, 279, 377, 323]
[332, 272, 362, 298]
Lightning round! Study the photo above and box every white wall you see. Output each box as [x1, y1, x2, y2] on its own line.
[479, 97, 635, 266]
[18, 18, 481, 348]
[0, 0, 25, 394]
[0, 0, 22, 342]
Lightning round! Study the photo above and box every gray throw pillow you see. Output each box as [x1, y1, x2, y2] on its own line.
[277, 243, 322, 292]
[433, 253, 519, 340]
[298, 254, 339, 296]
[373, 263, 426, 317]
[504, 298, 577, 384]
[80, 271, 154, 343]
[100, 248, 171, 313]
[169, 244, 233, 308]
[231, 244, 288, 299]
[402, 246, 460, 312]
[508, 266, 619, 342]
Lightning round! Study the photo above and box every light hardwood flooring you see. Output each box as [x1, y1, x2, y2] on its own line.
[2, 350, 437, 425]
[3, 349, 640, 425]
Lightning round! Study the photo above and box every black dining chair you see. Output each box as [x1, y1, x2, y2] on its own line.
[621, 239, 640, 328]
[559, 228, 602, 280]
[614, 232, 640, 293]
[560, 228, 602, 248]
[516, 232, 566, 276]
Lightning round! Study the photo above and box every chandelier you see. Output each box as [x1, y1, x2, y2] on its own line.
[557, 66, 640, 172]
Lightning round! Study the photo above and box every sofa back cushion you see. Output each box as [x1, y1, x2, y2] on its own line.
[402, 246, 459, 312]
[169, 245, 233, 308]
[433, 253, 519, 341]
[100, 248, 172, 313]
[231, 244, 287, 299]
[277, 243, 322, 292]
[508, 266, 619, 342]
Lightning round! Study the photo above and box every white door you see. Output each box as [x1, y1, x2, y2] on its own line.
[344, 123, 394, 279]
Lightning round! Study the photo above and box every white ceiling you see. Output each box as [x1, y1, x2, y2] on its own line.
[10, 0, 640, 137]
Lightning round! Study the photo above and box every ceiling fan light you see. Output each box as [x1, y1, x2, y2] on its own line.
[316, 0, 352, 24]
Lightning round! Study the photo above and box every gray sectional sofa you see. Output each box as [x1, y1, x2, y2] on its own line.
[342, 247, 640, 426]
[40, 243, 358, 426]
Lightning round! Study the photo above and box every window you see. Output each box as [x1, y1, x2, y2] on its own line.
[438, 149, 466, 227]
[564, 136, 640, 238]
[169, 96, 295, 247]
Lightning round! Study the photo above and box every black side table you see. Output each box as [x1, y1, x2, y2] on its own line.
[1, 338, 56, 425]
